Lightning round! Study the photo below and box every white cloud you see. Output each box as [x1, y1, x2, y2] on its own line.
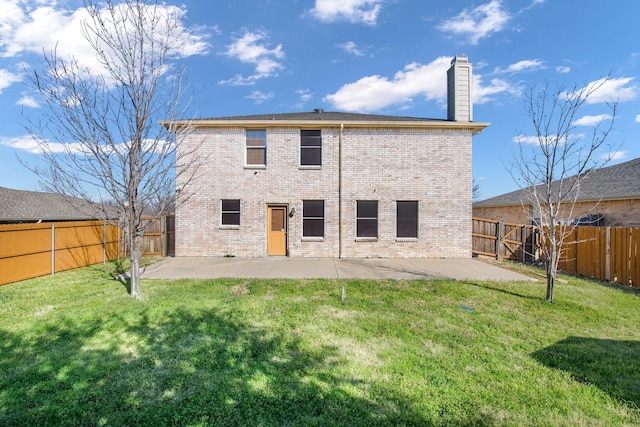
[503, 59, 544, 73]
[513, 133, 585, 145]
[294, 89, 314, 108]
[310, 0, 382, 25]
[324, 56, 516, 112]
[324, 57, 451, 111]
[0, 133, 104, 154]
[635, 114, 640, 123]
[220, 30, 284, 86]
[0, 134, 55, 154]
[572, 114, 612, 127]
[574, 77, 638, 104]
[437, 0, 511, 45]
[246, 90, 274, 104]
[0, 134, 166, 155]
[602, 151, 627, 161]
[337, 41, 366, 56]
[17, 94, 39, 108]
[474, 75, 518, 104]
[512, 135, 539, 145]
[0, 2, 209, 79]
[556, 65, 571, 73]
[0, 68, 21, 93]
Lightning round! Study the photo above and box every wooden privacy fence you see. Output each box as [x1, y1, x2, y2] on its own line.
[473, 217, 640, 287]
[141, 215, 175, 257]
[0, 216, 175, 286]
[472, 218, 539, 263]
[558, 226, 639, 287]
[0, 220, 121, 286]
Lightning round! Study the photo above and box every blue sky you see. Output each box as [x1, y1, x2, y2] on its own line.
[0, 0, 638, 199]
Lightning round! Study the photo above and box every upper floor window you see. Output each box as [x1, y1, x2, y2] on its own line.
[300, 130, 321, 166]
[397, 201, 418, 238]
[303, 200, 324, 237]
[530, 205, 541, 227]
[246, 129, 266, 166]
[356, 200, 378, 238]
[222, 199, 240, 226]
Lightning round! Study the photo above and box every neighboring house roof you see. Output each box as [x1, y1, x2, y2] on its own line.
[474, 157, 640, 208]
[0, 187, 107, 222]
[164, 110, 490, 135]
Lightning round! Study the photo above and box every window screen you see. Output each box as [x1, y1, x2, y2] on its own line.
[246, 129, 266, 166]
[356, 200, 378, 238]
[303, 200, 324, 237]
[300, 130, 321, 166]
[222, 199, 240, 226]
[397, 201, 418, 238]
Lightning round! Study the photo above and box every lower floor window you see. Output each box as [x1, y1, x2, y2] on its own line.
[357, 200, 378, 238]
[397, 201, 418, 238]
[303, 200, 324, 237]
[222, 199, 240, 226]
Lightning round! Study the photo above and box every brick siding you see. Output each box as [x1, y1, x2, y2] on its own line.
[473, 199, 640, 228]
[177, 125, 474, 258]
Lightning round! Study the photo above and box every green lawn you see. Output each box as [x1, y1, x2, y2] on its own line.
[1, 260, 639, 426]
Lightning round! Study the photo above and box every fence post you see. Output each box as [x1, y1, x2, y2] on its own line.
[521, 225, 526, 263]
[162, 215, 167, 257]
[51, 224, 55, 276]
[497, 221, 504, 260]
[532, 228, 537, 263]
[103, 221, 107, 264]
[605, 227, 611, 281]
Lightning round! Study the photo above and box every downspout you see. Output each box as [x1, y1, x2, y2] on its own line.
[339, 123, 344, 258]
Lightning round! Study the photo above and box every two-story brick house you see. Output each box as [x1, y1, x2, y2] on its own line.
[169, 56, 489, 258]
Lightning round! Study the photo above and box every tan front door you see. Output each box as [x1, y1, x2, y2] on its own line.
[267, 206, 287, 256]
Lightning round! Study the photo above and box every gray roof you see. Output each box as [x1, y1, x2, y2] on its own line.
[475, 157, 640, 207]
[0, 187, 106, 222]
[165, 109, 490, 135]
[198, 110, 449, 122]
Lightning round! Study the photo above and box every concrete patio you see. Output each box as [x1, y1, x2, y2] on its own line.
[141, 257, 535, 282]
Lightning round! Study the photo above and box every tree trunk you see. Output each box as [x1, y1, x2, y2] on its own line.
[546, 274, 556, 302]
[545, 263, 555, 302]
[129, 233, 143, 300]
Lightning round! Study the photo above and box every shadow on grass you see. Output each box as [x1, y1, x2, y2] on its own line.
[0, 306, 431, 426]
[532, 336, 640, 407]
[464, 281, 542, 301]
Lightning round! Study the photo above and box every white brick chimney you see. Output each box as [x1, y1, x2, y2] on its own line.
[447, 56, 473, 122]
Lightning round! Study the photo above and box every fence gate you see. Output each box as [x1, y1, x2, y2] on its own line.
[141, 215, 175, 256]
[473, 217, 639, 288]
[472, 218, 539, 263]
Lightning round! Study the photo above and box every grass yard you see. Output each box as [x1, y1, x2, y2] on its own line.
[0, 260, 639, 426]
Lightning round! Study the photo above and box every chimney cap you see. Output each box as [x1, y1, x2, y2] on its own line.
[451, 55, 468, 65]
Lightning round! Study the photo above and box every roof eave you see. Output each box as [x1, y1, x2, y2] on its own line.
[161, 119, 491, 135]
[474, 195, 640, 208]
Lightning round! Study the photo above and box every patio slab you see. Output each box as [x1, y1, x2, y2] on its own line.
[141, 257, 535, 282]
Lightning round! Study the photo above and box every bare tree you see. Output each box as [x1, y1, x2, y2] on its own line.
[23, 0, 203, 299]
[472, 179, 481, 201]
[511, 78, 618, 302]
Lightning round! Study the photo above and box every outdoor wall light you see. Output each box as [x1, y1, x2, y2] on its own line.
[289, 207, 296, 218]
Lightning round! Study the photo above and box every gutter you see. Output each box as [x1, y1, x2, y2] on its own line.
[161, 119, 491, 136]
[339, 123, 344, 258]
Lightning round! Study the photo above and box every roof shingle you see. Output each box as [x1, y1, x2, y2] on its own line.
[474, 158, 640, 207]
[0, 187, 106, 222]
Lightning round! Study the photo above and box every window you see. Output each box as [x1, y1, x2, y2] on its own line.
[530, 205, 541, 227]
[222, 199, 240, 226]
[300, 130, 321, 166]
[397, 201, 418, 238]
[303, 200, 324, 237]
[356, 201, 378, 238]
[246, 129, 266, 166]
